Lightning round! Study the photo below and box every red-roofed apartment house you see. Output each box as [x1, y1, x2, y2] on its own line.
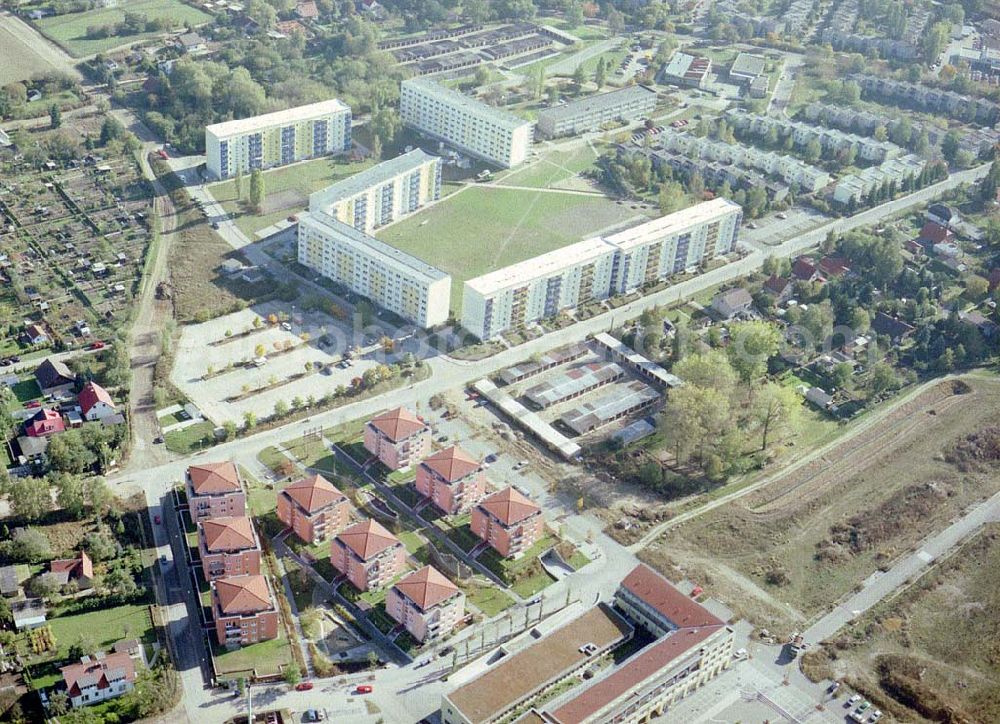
[415, 446, 487, 515]
[364, 407, 430, 471]
[78, 381, 117, 421]
[330, 519, 406, 592]
[386, 565, 465, 642]
[198, 517, 261, 581]
[186, 462, 246, 521]
[540, 564, 733, 724]
[211, 574, 279, 646]
[471, 486, 543, 559]
[278, 474, 352, 544]
[60, 651, 137, 708]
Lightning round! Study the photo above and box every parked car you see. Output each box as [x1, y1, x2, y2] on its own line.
[869, 711, 882, 722]
[25, 400, 41, 408]
[355, 684, 373, 694]
[847, 694, 861, 706]
[89, 340, 106, 350]
[295, 682, 314, 691]
[153, 436, 164, 444]
[828, 681, 841, 693]
[484, 453, 497, 463]
[153, 515, 161, 525]
[281, 322, 292, 331]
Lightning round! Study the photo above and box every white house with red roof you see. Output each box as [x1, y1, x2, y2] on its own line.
[60, 651, 137, 708]
[386, 565, 464, 642]
[364, 406, 430, 471]
[415, 445, 487, 515]
[78, 381, 117, 422]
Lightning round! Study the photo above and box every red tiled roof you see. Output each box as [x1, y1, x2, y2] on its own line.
[214, 575, 272, 615]
[78, 381, 115, 416]
[763, 275, 790, 295]
[420, 445, 480, 482]
[61, 652, 136, 697]
[282, 474, 346, 514]
[295, 0, 318, 17]
[188, 462, 242, 495]
[200, 517, 256, 552]
[919, 221, 953, 244]
[477, 486, 539, 526]
[368, 407, 426, 442]
[620, 564, 723, 629]
[27, 408, 64, 437]
[392, 566, 459, 611]
[818, 256, 850, 277]
[791, 257, 817, 281]
[335, 519, 400, 560]
[50, 551, 93, 580]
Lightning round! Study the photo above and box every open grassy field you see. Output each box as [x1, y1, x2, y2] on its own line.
[805, 524, 1000, 723]
[212, 629, 295, 679]
[35, 0, 211, 57]
[209, 156, 376, 239]
[641, 376, 1000, 634]
[0, 19, 63, 84]
[376, 185, 643, 313]
[496, 146, 603, 191]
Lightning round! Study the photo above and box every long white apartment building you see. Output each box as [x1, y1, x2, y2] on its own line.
[462, 198, 741, 340]
[205, 99, 352, 180]
[308, 149, 442, 235]
[400, 78, 533, 168]
[298, 212, 451, 328]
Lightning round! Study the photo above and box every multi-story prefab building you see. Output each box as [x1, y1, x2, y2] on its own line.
[308, 149, 442, 235]
[205, 99, 352, 180]
[535, 85, 658, 139]
[400, 78, 533, 168]
[461, 236, 617, 341]
[385, 566, 465, 642]
[461, 199, 742, 340]
[298, 211, 451, 328]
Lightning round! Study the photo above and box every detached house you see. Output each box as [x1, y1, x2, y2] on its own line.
[331, 519, 406, 592]
[471, 486, 543, 559]
[60, 652, 137, 709]
[364, 407, 431, 471]
[211, 575, 279, 646]
[46, 551, 94, 590]
[186, 462, 246, 521]
[198, 517, 261, 581]
[277, 474, 352, 544]
[35, 358, 75, 396]
[386, 566, 465, 642]
[78, 381, 117, 421]
[415, 446, 487, 516]
[25, 408, 64, 437]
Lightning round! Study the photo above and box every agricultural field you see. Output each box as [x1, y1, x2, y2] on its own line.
[0, 18, 63, 84]
[376, 185, 644, 312]
[34, 0, 211, 57]
[641, 375, 1000, 634]
[805, 524, 1000, 723]
[209, 156, 376, 240]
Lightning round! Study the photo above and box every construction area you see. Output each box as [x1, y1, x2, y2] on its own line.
[640, 375, 1000, 635]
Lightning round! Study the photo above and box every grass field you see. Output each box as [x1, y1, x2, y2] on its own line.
[496, 146, 603, 190]
[35, 0, 211, 57]
[164, 420, 216, 454]
[376, 185, 643, 313]
[0, 19, 63, 84]
[641, 376, 1000, 634]
[213, 629, 295, 678]
[807, 524, 1000, 722]
[209, 156, 376, 240]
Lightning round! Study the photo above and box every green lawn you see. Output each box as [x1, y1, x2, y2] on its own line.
[209, 156, 377, 239]
[376, 186, 641, 314]
[497, 146, 602, 190]
[511, 568, 555, 598]
[463, 583, 515, 617]
[39, 603, 155, 662]
[8, 378, 41, 406]
[213, 629, 295, 678]
[35, 0, 211, 57]
[164, 420, 216, 454]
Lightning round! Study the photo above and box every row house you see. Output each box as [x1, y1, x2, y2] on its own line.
[278, 474, 352, 544]
[331, 519, 407, 592]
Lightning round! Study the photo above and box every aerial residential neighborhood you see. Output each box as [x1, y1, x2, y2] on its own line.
[2, 0, 1000, 722]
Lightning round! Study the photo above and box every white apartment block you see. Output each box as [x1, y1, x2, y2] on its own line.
[536, 85, 658, 139]
[832, 154, 925, 205]
[205, 99, 351, 180]
[462, 199, 741, 340]
[400, 78, 533, 168]
[298, 211, 451, 328]
[308, 149, 442, 235]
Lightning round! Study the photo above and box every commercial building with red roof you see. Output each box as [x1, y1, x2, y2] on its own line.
[363, 406, 430, 471]
[186, 462, 246, 521]
[471, 486, 543, 559]
[330, 519, 406, 592]
[415, 445, 487, 515]
[211, 574, 279, 645]
[60, 651, 136, 709]
[386, 565, 465, 642]
[198, 516, 261, 581]
[277, 474, 352, 544]
[78, 381, 117, 422]
[25, 407, 65, 437]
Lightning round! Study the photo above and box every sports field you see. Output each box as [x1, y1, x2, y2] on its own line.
[36, 0, 211, 57]
[376, 185, 644, 313]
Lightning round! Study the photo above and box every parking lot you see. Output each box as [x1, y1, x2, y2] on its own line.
[741, 206, 830, 250]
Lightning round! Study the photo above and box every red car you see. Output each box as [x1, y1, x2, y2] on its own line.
[355, 685, 373, 694]
[157, 148, 169, 159]
[295, 682, 314, 692]
[25, 400, 42, 408]
[89, 341, 105, 350]
[153, 515, 161, 525]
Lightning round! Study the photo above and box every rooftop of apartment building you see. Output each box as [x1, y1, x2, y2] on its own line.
[205, 98, 350, 139]
[603, 196, 739, 252]
[403, 77, 532, 131]
[188, 462, 242, 495]
[281, 474, 347, 514]
[536, 85, 657, 123]
[421, 445, 480, 482]
[392, 565, 459, 611]
[335, 519, 401, 560]
[476, 485, 539, 526]
[213, 575, 273, 615]
[369, 406, 427, 442]
[308, 148, 439, 212]
[200, 516, 257, 552]
[464, 235, 612, 297]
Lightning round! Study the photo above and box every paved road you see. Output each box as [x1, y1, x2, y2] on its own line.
[803, 487, 1000, 645]
[546, 37, 622, 76]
